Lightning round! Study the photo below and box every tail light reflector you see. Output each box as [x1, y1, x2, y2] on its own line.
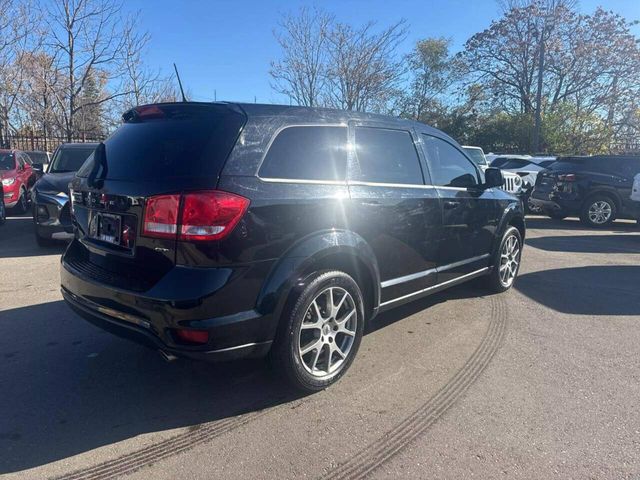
[558, 173, 577, 182]
[142, 190, 249, 242]
[173, 329, 209, 345]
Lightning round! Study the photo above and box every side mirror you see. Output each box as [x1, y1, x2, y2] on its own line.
[32, 163, 44, 173]
[483, 167, 504, 189]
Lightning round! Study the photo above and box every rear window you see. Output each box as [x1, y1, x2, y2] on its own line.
[79, 104, 246, 181]
[353, 127, 423, 185]
[259, 126, 348, 181]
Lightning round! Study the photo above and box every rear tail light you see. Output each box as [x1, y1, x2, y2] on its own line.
[142, 190, 249, 242]
[143, 194, 180, 238]
[558, 173, 577, 182]
[173, 328, 209, 345]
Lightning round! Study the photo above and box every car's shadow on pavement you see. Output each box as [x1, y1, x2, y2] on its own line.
[0, 282, 489, 474]
[525, 216, 638, 232]
[0, 300, 299, 474]
[515, 265, 640, 316]
[526, 234, 640, 254]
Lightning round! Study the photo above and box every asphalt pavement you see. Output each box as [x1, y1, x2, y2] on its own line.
[1, 213, 639, 480]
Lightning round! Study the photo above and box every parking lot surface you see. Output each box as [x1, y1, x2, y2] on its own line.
[1, 214, 639, 479]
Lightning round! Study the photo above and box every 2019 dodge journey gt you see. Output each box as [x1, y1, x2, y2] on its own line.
[61, 102, 525, 392]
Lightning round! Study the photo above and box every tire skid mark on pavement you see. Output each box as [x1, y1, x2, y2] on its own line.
[51, 296, 506, 480]
[51, 408, 274, 480]
[319, 294, 508, 480]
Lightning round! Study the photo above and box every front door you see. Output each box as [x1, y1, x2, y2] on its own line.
[420, 134, 500, 283]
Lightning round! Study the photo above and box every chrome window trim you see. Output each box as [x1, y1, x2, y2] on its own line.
[379, 267, 490, 307]
[381, 253, 490, 289]
[257, 176, 348, 186]
[348, 180, 435, 190]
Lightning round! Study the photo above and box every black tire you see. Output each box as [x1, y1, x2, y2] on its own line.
[269, 270, 365, 392]
[0, 199, 5, 225]
[14, 188, 28, 214]
[486, 226, 522, 293]
[580, 195, 616, 228]
[547, 212, 566, 220]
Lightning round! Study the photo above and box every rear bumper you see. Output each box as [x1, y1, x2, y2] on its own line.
[60, 247, 278, 362]
[530, 190, 581, 214]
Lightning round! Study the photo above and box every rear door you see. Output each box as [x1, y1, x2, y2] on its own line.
[420, 134, 500, 283]
[347, 124, 442, 305]
[68, 103, 246, 292]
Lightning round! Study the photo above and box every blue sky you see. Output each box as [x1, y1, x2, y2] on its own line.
[126, 0, 640, 105]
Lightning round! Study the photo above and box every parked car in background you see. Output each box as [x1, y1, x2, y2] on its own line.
[24, 150, 52, 178]
[490, 155, 549, 212]
[61, 102, 525, 392]
[0, 149, 36, 213]
[462, 146, 489, 169]
[462, 146, 523, 196]
[530, 155, 640, 227]
[32, 142, 98, 246]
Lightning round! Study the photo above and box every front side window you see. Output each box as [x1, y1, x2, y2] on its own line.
[259, 126, 348, 181]
[352, 127, 423, 185]
[422, 135, 479, 188]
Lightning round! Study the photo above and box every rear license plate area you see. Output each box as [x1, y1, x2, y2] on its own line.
[90, 212, 122, 245]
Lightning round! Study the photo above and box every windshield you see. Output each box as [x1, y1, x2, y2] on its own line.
[463, 148, 487, 166]
[49, 146, 96, 173]
[27, 152, 48, 164]
[0, 153, 15, 171]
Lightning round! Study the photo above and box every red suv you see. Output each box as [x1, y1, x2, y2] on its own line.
[0, 149, 35, 213]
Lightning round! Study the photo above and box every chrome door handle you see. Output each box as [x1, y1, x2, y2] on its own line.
[443, 200, 460, 209]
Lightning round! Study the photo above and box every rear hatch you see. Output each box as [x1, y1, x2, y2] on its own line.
[535, 158, 584, 193]
[67, 103, 247, 292]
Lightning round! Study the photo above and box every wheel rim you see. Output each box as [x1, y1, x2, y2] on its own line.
[588, 201, 612, 224]
[298, 286, 357, 379]
[499, 234, 520, 287]
[19, 192, 26, 210]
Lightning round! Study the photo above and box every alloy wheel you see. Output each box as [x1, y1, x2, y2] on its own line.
[298, 286, 357, 379]
[499, 234, 520, 287]
[588, 201, 612, 225]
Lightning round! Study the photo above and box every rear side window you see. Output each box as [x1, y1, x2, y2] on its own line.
[79, 104, 246, 181]
[259, 126, 348, 181]
[422, 135, 479, 188]
[353, 127, 423, 185]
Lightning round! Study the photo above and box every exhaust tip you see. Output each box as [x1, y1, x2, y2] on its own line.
[158, 350, 178, 362]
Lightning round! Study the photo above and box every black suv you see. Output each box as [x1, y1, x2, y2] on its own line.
[530, 155, 640, 227]
[61, 102, 525, 392]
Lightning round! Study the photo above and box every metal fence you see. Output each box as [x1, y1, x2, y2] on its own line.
[1, 134, 105, 153]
